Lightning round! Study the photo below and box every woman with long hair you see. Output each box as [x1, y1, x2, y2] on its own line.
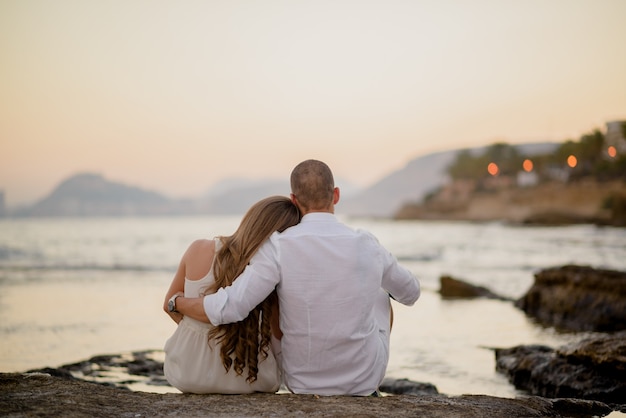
[163, 195, 299, 393]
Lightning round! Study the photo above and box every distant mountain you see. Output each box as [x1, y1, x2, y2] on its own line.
[203, 177, 285, 198]
[339, 142, 559, 218]
[16, 173, 177, 216]
[339, 151, 456, 218]
[199, 179, 291, 215]
[198, 176, 360, 215]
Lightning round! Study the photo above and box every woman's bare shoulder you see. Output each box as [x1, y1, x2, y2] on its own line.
[183, 239, 217, 280]
[189, 238, 215, 248]
[184, 239, 216, 259]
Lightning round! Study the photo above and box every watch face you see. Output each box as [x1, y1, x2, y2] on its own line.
[168, 298, 175, 312]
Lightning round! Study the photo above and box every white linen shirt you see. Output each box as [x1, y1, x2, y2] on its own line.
[203, 212, 420, 395]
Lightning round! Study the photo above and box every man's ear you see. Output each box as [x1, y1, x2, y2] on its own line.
[333, 187, 340, 205]
[291, 193, 304, 212]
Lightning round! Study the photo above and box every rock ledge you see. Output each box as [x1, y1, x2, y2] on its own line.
[0, 372, 614, 417]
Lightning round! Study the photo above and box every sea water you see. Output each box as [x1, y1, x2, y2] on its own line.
[0, 216, 624, 397]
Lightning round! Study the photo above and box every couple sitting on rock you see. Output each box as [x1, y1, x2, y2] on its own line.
[162, 159, 421, 396]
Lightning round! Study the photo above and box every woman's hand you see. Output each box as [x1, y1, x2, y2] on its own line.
[168, 311, 183, 324]
[165, 291, 185, 324]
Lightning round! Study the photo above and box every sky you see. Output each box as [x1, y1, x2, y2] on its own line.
[1, 0, 625, 208]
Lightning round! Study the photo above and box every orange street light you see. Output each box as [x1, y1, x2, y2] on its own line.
[522, 159, 533, 172]
[608, 146, 617, 158]
[567, 155, 577, 168]
[487, 162, 499, 176]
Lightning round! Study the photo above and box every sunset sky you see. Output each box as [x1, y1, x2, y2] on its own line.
[1, 0, 625, 208]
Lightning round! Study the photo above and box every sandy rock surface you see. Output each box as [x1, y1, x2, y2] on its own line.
[0, 372, 615, 417]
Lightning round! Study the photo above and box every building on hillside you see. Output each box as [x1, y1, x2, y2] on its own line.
[517, 170, 539, 187]
[482, 174, 514, 190]
[436, 178, 475, 203]
[606, 120, 626, 155]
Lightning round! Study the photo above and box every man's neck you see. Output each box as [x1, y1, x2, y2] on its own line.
[300, 207, 334, 216]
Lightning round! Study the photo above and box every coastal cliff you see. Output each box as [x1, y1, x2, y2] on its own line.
[394, 179, 626, 225]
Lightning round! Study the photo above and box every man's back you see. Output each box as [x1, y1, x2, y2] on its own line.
[269, 213, 419, 395]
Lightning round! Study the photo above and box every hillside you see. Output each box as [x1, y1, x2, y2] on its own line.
[198, 179, 290, 215]
[17, 173, 179, 217]
[395, 179, 626, 226]
[339, 150, 456, 218]
[339, 142, 558, 218]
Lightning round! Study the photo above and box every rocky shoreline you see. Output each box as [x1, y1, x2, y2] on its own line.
[0, 371, 615, 417]
[440, 265, 626, 414]
[2, 264, 624, 417]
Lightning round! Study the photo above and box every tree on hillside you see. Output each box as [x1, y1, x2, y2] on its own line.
[445, 127, 624, 184]
[448, 150, 483, 180]
[448, 143, 522, 180]
[483, 143, 523, 176]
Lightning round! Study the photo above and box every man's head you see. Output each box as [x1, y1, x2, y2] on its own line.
[290, 159, 339, 214]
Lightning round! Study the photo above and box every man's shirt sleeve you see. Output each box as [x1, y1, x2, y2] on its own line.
[203, 234, 282, 324]
[366, 232, 420, 305]
[381, 254, 421, 306]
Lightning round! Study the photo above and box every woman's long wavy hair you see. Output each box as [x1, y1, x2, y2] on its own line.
[205, 196, 299, 382]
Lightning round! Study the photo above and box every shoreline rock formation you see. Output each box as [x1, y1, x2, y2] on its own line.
[515, 265, 626, 332]
[495, 332, 626, 411]
[434, 266, 626, 414]
[493, 265, 626, 413]
[0, 372, 614, 417]
[439, 275, 513, 301]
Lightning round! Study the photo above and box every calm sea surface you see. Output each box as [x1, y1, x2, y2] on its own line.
[1, 216, 625, 397]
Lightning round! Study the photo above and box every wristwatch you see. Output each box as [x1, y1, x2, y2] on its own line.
[168, 294, 181, 313]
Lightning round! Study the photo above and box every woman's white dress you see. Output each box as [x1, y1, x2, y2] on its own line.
[164, 240, 281, 394]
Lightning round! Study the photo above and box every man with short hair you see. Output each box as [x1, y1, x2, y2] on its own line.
[175, 159, 420, 395]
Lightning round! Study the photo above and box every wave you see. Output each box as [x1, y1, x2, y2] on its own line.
[0, 263, 175, 274]
[0, 245, 37, 261]
[397, 250, 442, 262]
